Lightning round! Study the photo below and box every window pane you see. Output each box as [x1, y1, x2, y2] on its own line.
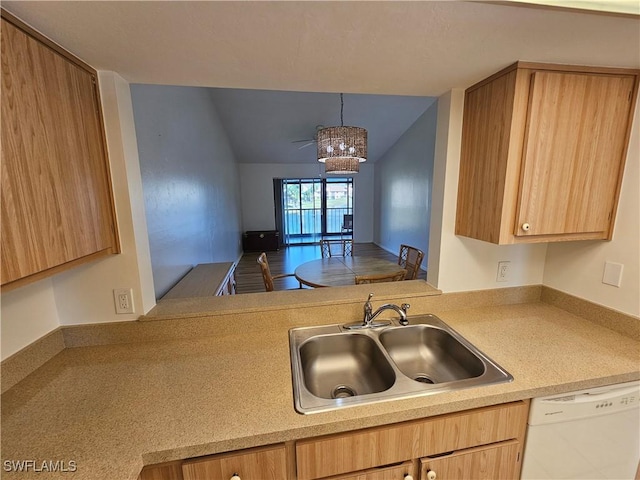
[325, 178, 353, 235]
[281, 177, 353, 243]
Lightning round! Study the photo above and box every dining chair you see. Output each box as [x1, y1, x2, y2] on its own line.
[257, 252, 298, 292]
[398, 244, 425, 280]
[320, 239, 353, 258]
[341, 214, 353, 238]
[354, 269, 407, 284]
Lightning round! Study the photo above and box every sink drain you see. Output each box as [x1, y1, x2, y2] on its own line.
[332, 385, 357, 398]
[413, 374, 436, 384]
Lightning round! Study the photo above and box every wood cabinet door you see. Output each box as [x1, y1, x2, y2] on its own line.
[182, 444, 287, 480]
[420, 440, 520, 480]
[515, 71, 636, 239]
[455, 69, 518, 244]
[1, 15, 118, 286]
[139, 461, 184, 480]
[296, 401, 528, 480]
[332, 462, 415, 480]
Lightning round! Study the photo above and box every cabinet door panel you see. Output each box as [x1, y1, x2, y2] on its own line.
[420, 440, 520, 480]
[456, 69, 518, 244]
[332, 462, 414, 480]
[296, 401, 528, 480]
[1, 17, 117, 285]
[516, 71, 635, 237]
[182, 444, 287, 480]
[139, 462, 184, 480]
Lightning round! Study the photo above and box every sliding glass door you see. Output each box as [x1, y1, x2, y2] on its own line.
[283, 178, 322, 245]
[277, 178, 353, 245]
[325, 178, 353, 237]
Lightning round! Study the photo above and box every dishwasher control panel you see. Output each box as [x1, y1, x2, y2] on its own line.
[528, 380, 640, 425]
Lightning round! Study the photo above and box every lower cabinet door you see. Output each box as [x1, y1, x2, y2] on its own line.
[182, 444, 287, 480]
[138, 461, 184, 480]
[332, 462, 415, 480]
[420, 440, 520, 480]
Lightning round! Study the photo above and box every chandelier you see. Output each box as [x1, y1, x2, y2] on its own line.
[317, 94, 367, 174]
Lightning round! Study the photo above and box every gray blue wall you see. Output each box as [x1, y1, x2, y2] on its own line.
[374, 100, 438, 265]
[131, 85, 243, 299]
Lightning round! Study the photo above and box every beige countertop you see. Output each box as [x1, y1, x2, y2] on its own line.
[1, 293, 639, 479]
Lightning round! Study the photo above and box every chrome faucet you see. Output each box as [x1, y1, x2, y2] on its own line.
[344, 293, 410, 329]
[364, 293, 410, 326]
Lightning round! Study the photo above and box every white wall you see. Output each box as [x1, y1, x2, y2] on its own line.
[374, 100, 438, 261]
[1, 279, 59, 360]
[543, 99, 640, 317]
[428, 89, 548, 292]
[238, 163, 375, 243]
[1, 72, 155, 359]
[130, 86, 244, 299]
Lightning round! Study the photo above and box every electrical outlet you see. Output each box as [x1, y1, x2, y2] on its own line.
[496, 261, 511, 282]
[113, 288, 134, 314]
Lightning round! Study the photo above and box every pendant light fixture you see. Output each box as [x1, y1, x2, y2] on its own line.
[317, 94, 367, 174]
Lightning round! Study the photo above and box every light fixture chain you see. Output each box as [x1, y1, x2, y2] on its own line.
[340, 93, 344, 127]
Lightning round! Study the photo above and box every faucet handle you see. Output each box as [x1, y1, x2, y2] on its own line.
[400, 303, 410, 326]
[367, 293, 374, 302]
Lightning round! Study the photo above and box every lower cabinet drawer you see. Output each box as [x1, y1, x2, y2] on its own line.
[296, 401, 528, 480]
[420, 440, 520, 480]
[333, 461, 415, 480]
[182, 444, 287, 480]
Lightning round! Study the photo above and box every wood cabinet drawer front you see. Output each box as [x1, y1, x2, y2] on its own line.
[139, 461, 184, 480]
[420, 440, 520, 480]
[332, 461, 415, 480]
[296, 401, 528, 480]
[182, 444, 286, 480]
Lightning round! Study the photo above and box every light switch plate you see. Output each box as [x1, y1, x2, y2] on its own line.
[602, 262, 623, 287]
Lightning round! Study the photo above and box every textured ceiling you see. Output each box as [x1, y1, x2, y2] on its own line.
[4, 1, 639, 96]
[4, 1, 638, 165]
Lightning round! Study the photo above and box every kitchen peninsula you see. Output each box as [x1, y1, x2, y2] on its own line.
[2, 284, 638, 479]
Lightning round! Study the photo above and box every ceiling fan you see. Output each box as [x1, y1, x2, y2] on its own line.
[291, 125, 324, 150]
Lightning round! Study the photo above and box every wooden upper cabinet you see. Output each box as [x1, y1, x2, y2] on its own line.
[455, 62, 639, 244]
[1, 11, 119, 289]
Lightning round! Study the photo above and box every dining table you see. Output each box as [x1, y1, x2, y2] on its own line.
[294, 256, 404, 288]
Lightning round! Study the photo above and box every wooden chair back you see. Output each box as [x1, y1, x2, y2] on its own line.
[257, 252, 275, 292]
[341, 214, 353, 232]
[320, 239, 353, 258]
[257, 252, 298, 291]
[398, 244, 424, 280]
[354, 269, 407, 284]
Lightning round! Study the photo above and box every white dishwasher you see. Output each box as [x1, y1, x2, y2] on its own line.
[521, 381, 640, 480]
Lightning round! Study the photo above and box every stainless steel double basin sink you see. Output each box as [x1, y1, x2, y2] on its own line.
[289, 314, 513, 414]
